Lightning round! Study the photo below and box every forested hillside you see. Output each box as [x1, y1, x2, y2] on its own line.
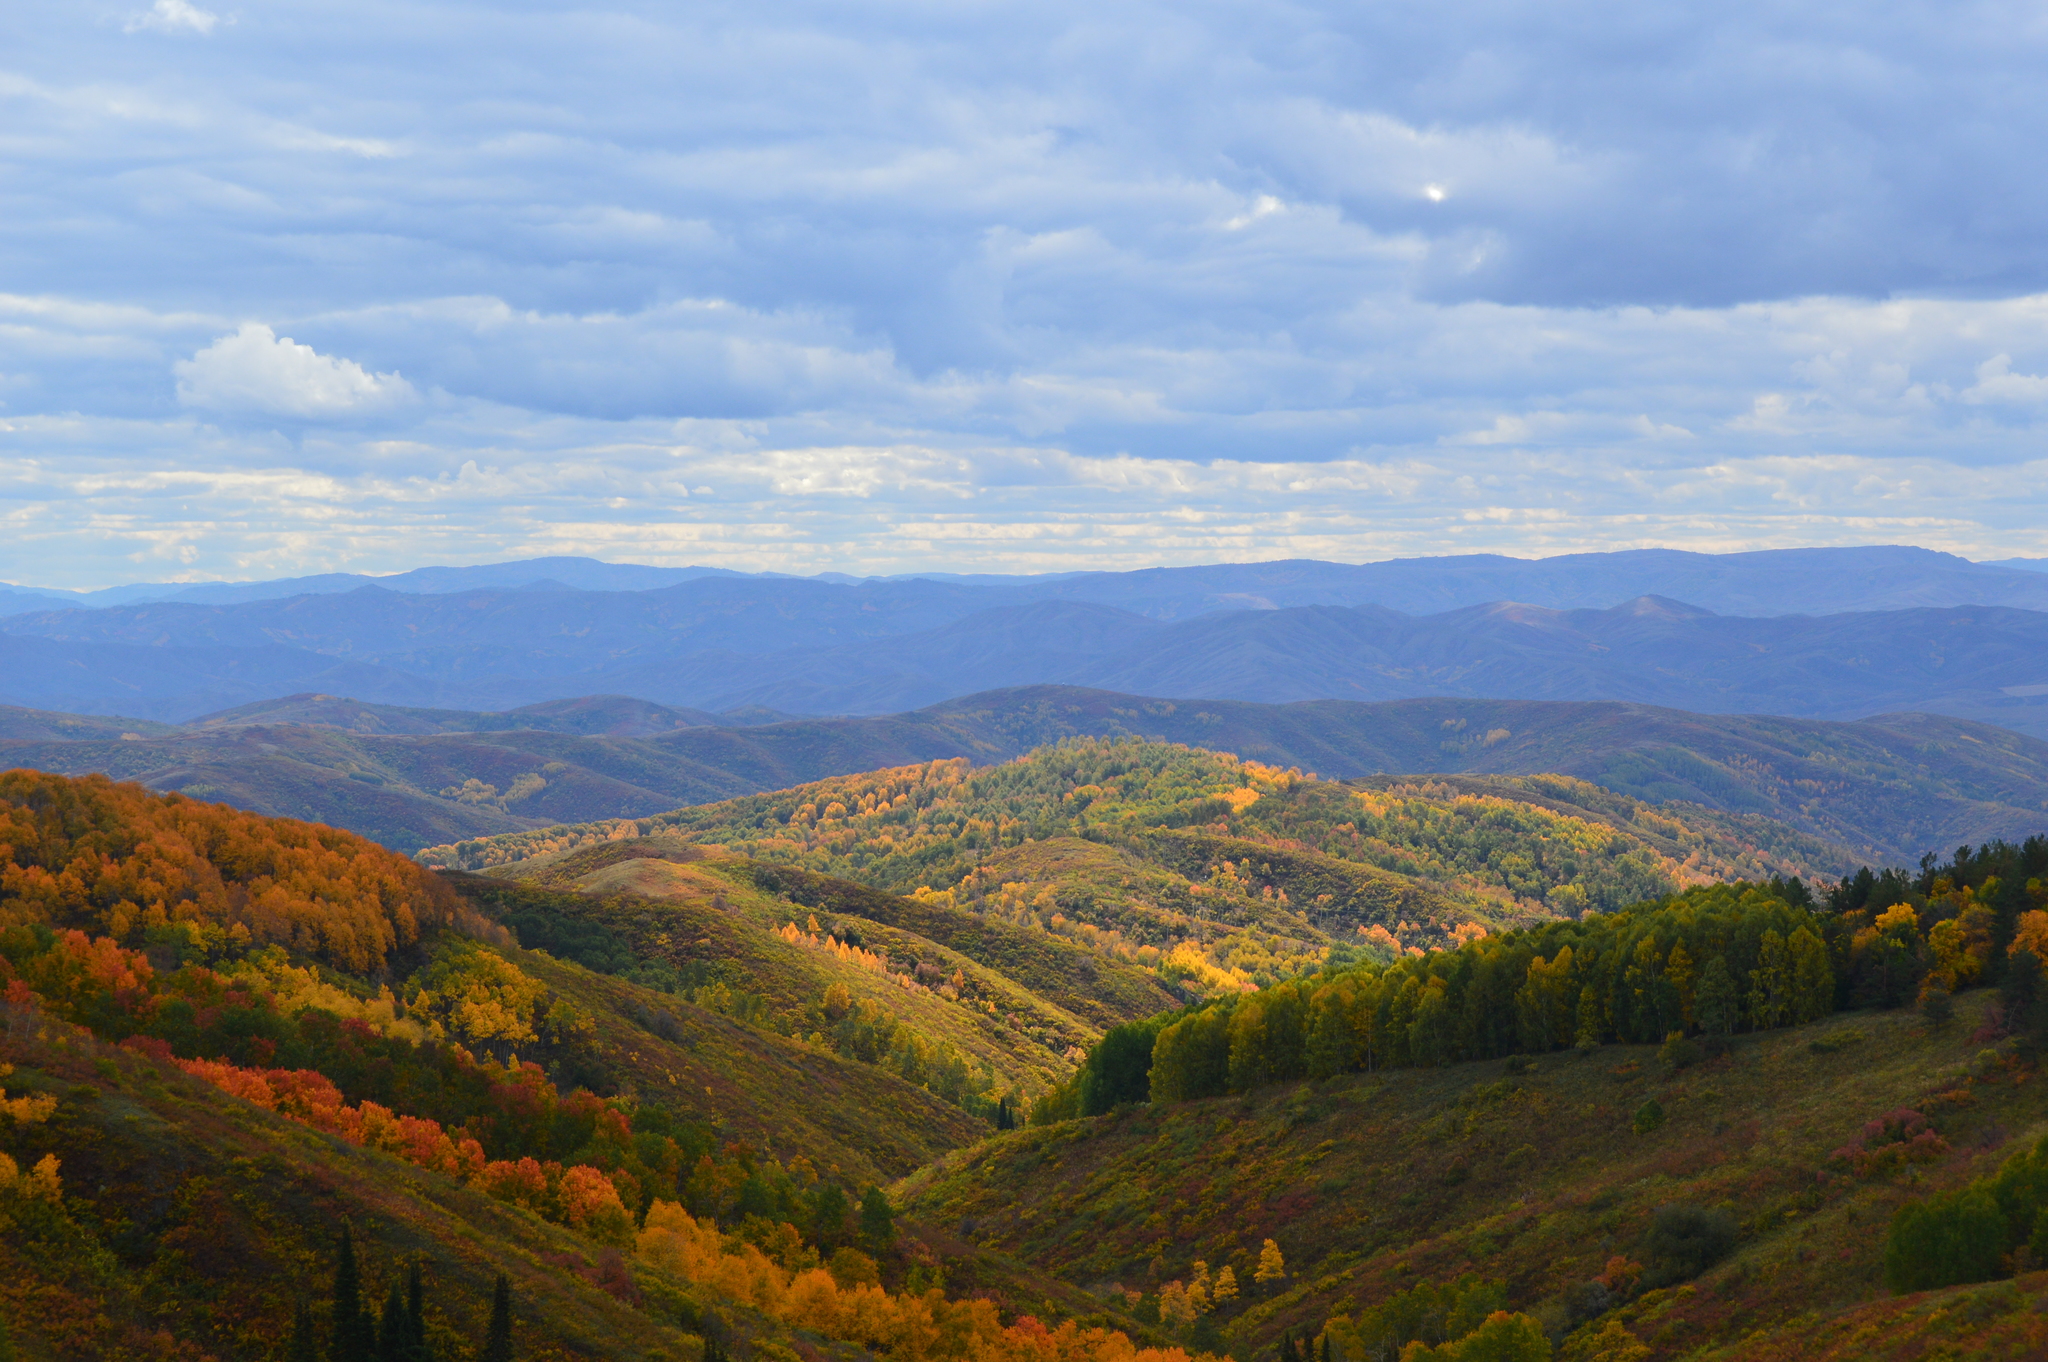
[904, 837, 2048, 1360]
[424, 739, 1856, 988]
[8, 686, 2043, 860]
[0, 770, 1220, 1359]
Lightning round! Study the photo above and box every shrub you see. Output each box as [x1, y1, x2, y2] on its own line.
[1886, 1187, 2005, 1293]
[1658, 1032, 1702, 1073]
[1638, 1205, 1736, 1287]
[1631, 1099, 1665, 1135]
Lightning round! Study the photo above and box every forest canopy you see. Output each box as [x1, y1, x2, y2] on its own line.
[0, 769, 464, 971]
[1047, 836, 2048, 1117]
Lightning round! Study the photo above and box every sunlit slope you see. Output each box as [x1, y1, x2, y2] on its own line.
[898, 995, 2047, 1360]
[425, 739, 1858, 979]
[448, 840, 1134, 1102]
[502, 944, 985, 1184]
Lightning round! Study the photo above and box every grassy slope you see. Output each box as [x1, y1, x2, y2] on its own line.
[897, 992, 2048, 1360]
[508, 944, 985, 1184]
[721, 855, 1184, 1031]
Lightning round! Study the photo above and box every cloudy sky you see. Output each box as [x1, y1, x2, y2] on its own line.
[4, 0, 2048, 586]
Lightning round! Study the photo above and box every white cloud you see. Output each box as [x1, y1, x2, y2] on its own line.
[173, 325, 417, 418]
[1963, 354, 2048, 406]
[123, 0, 223, 36]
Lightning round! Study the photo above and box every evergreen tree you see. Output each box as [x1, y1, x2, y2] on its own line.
[289, 1303, 319, 1362]
[807, 1180, 849, 1247]
[405, 1260, 429, 1362]
[481, 1275, 513, 1362]
[331, 1223, 376, 1362]
[859, 1186, 895, 1249]
[2004, 948, 2045, 1040]
[378, 1280, 410, 1362]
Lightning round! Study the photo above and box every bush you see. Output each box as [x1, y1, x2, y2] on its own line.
[1886, 1187, 2005, 1293]
[1631, 1099, 1665, 1136]
[1658, 1032, 1702, 1073]
[1638, 1205, 1736, 1288]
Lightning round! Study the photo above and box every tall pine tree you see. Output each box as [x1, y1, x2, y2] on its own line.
[287, 1303, 318, 1362]
[331, 1223, 377, 1362]
[482, 1275, 513, 1362]
[405, 1260, 429, 1362]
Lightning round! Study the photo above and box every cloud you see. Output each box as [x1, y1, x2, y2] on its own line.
[173, 325, 417, 418]
[1963, 354, 2048, 407]
[123, 1, 223, 36]
[2, 0, 2048, 586]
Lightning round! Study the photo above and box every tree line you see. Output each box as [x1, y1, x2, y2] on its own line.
[1045, 838, 2048, 1117]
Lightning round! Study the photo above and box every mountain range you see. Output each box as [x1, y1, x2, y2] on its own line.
[4, 548, 2048, 734]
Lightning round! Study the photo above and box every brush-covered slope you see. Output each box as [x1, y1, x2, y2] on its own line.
[899, 994, 2045, 1361]
[445, 841, 1141, 1107]
[426, 739, 1857, 977]
[0, 1013, 706, 1361]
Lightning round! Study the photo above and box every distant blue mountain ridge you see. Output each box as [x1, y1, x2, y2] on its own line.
[0, 546, 2045, 736]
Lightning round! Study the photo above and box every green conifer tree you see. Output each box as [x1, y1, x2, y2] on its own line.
[288, 1302, 319, 1362]
[378, 1280, 409, 1362]
[481, 1275, 513, 1362]
[331, 1223, 376, 1362]
[859, 1186, 895, 1249]
[405, 1260, 429, 1362]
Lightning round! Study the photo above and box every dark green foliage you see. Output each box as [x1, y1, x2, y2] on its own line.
[329, 1224, 376, 1362]
[377, 1280, 409, 1362]
[1142, 879, 1841, 1102]
[1921, 978, 1954, 1028]
[405, 1261, 427, 1362]
[1632, 1099, 1666, 1135]
[860, 1186, 896, 1249]
[806, 1180, 849, 1247]
[482, 1275, 513, 1362]
[2003, 948, 2044, 1041]
[1886, 1188, 2006, 1293]
[1695, 955, 1740, 1036]
[1638, 1205, 1736, 1287]
[1887, 1131, 2048, 1295]
[374, 1262, 429, 1362]
[1078, 1018, 1165, 1115]
[1342, 1276, 1507, 1360]
[289, 1302, 319, 1362]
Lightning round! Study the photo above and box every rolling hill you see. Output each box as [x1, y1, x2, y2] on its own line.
[5, 685, 2044, 861]
[423, 739, 1862, 984]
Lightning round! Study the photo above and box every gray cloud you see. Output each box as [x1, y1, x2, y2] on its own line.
[0, 0, 2046, 585]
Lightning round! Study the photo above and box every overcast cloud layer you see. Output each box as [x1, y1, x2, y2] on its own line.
[4, 0, 2048, 586]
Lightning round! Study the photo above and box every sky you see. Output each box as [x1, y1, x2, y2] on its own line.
[4, 0, 2048, 587]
